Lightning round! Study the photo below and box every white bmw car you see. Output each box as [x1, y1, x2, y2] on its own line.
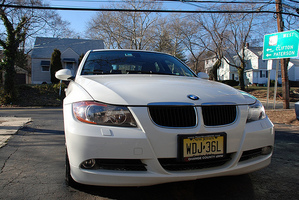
[56, 49, 274, 187]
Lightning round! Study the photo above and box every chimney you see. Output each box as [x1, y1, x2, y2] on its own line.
[246, 43, 249, 48]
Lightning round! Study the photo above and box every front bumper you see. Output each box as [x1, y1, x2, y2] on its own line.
[64, 104, 275, 186]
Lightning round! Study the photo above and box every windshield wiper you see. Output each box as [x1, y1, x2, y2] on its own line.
[126, 70, 174, 75]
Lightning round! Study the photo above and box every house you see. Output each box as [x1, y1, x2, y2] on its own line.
[288, 59, 299, 82]
[1, 65, 31, 85]
[31, 37, 104, 84]
[204, 54, 239, 82]
[204, 45, 299, 86]
[15, 65, 31, 85]
[243, 47, 281, 86]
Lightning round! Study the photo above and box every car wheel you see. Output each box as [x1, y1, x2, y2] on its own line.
[65, 150, 76, 187]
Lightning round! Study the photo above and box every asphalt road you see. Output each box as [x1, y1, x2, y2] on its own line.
[0, 108, 298, 200]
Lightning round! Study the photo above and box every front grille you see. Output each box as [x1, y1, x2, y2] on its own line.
[201, 105, 237, 126]
[148, 106, 197, 127]
[158, 154, 232, 171]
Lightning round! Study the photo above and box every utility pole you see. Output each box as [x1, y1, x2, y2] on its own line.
[275, 0, 290, 109]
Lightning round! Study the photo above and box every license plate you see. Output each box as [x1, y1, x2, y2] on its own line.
[178, 133, 226, 162]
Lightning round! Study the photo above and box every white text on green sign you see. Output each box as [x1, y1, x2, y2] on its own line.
[263, 30, 299, 60]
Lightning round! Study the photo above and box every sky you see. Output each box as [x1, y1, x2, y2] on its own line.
[45, 0, 199, 34]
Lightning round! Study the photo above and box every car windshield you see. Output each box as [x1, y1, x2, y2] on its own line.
[81, 51, 195, 77]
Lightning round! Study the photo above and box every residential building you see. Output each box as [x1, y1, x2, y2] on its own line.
[204, 46, 299, 86]
[288, 59, 299, 82]
[243, 47, 281, 86]
[31, 37, 104, 84]
[204, 55, 239, 82]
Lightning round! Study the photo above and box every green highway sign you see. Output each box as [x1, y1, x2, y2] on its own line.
[263, 29, 299, 60]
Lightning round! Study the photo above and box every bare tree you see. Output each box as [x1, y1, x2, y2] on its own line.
[152, 15, 187, 62]
[153, 17, 173, 53]
[224, 12, 254, 90]
[208, 2, 269, 91]
[193, 12, 230, 80]
[43, 14, 75, 38]
[168, 14, 206, 73]
[86, 0, 161, 50]
[166, 15, 189, 61]
[86, 9, 126, 49]
[0, 0, 74, 103]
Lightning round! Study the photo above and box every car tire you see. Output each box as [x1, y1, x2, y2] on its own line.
[65, 150, 76, 187]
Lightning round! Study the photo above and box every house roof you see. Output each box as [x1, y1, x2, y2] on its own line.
[204, 53, 235, 64]
[31, 37, 104, 59]
[246, 47, 263, 57]
[290, 59, 299, 66]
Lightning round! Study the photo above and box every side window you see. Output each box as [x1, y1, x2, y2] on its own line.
[164, 59, 193, 77]
[165, 60, 179, 75]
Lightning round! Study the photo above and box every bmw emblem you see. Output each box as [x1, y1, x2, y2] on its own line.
[187, 94, 200, 100]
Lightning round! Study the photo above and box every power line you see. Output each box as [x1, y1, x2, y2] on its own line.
[1, 4, 298, 17]
[50, 0, 277, 4]
[161, 0, 276, 4]
[287, 0, 299, 3]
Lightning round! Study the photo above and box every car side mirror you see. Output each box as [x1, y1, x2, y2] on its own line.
[55, 69, 74, 81]
[197, 72, 209, 79]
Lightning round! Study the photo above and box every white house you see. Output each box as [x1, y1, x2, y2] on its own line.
[242, 47, 280, 85]
[288, 59, 299, 82]
[204, 46, 299, 86]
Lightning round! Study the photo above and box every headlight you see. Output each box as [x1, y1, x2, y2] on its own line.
[73, 101, 137, 127]
[247, 100, 266, 122]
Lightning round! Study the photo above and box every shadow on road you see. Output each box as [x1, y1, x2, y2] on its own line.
[20, 126, 64, 135]
[71, 175, 254, 200]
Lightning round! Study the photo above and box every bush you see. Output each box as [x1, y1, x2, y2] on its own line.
[220, 80, 239, 87]
[0, 84, 67, 107]
[289, 80, 299, 87]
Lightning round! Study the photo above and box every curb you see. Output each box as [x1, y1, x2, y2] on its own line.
[0, 117, 32, 148]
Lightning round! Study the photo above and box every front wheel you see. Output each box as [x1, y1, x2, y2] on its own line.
[65, 150, 76, 187]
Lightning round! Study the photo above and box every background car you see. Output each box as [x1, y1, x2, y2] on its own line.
[295, 102, 299, 120]
[56, 49, 274, 187]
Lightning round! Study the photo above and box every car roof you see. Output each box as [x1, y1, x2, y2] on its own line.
[89, 49, 172, 56]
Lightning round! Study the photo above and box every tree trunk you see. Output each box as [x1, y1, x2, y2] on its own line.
[210, 59, 221, 81]
[276, 0, 289, 109]
[281, 58, 290, 108]
[3, 48, 17, 103]
[238, 67, 245, 91]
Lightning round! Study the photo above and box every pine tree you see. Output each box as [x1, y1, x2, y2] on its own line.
[50, 49, 62, 84]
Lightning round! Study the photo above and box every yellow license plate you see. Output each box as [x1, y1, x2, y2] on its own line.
[178, 133, 226, 162]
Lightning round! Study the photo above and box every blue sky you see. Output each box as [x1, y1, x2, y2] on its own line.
[45, 0, 198, 34]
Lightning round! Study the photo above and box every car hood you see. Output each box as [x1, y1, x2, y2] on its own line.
[75, 75, 250, 106]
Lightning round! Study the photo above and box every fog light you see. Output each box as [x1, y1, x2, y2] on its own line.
[261, 146, 273, 155]
[81, 159, 96, 169]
